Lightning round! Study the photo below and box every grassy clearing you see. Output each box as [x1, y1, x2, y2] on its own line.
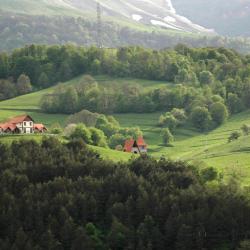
[1, 75, 250, 183]
[0, 75, 168, 126]
[115, 111, 250, 185]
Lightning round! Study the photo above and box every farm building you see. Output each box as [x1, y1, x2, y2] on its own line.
[124, 136, 147, 154]
[0, 115, 47, 134]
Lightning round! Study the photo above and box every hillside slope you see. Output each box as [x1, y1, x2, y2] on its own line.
[0, 0, 213, 34]
[1, 74, 250, 183]
[173, 0, 250, 36]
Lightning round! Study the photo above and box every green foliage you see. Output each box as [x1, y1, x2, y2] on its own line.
[66, 109, 100, 127]
[96, 115, 119, 137]
[210, 102, 229, 125]
[16, 74, 32, 95]
[227, 93, 244, 114]
[200, 167, 218, 183]
[171, 108, 187, 125]
[228, 131, 241, 143]
[109, 134, 127, 149]
[70, 124, 93, 144]
[158, 113, 178, 131]
[1, 138, 250, 249]
[199, 71, 214, 85]
[190, 107, 212, 131]
[241, 124, 250, 136]
[89, 127, 108, 148]
[50, 123, 63, 134]
[161, 128, 174, 146]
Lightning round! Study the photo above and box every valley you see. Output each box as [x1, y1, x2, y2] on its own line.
[1, 74, 250, 184]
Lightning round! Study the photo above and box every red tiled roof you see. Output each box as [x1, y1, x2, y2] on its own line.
[34, 124, 47, 131]
[124, 136, 147, 153]
[0, 123, 17, 131]
[137, 136, 147, 146]
[7, 115, 34, 124]
[124, 138, 135, 152]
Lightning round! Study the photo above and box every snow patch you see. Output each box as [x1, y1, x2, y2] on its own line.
[165, 0, 176, 14]
[132, 14, 143, 21]
[164, 16, 176, 22]
[150, 20, 181, 31]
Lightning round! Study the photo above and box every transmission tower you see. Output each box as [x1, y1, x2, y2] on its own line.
[96, 1, 103, 48]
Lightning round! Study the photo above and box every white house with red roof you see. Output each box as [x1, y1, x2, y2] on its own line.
[0, 115, 47, 134]
[123, 136, 147, 154]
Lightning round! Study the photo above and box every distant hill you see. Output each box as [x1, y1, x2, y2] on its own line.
[0, 0, 250, 52]
[0, 0, 214, 34]
[173, 0, 250, 36]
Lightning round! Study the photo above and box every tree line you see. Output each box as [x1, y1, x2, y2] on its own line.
[0, 138, 250, 249]
[1, 12, 250, 53]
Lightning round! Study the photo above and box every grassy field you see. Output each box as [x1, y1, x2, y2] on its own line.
[0, 74, 169, 125]
[1, 75, 250, 184]
[115, 111, 250, 184]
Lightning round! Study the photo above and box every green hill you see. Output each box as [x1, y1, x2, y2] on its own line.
[1, 75, 250, 184]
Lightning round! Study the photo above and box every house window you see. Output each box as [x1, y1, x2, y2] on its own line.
[30, 122, 32, 126]
[24, 122, 26, 126]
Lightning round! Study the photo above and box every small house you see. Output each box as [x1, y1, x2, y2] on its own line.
[124, 136, 147, 154]
[0, 115, 47, 134]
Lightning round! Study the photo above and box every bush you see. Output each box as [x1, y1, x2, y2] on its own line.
[161, 128, 174, 146]
[228, 131, 241, 143]
[241, 124, 250, 136]
[64, 124, 77, 137]
[66, 109, 99, 127]
[210, 102, 229, 125]
[171, 108, 187, 125]
[109, 134, 127, 149]
[158, 113, 178, 131]
[89, 127, 108, 148]
[190, 107, 212, 131]
[200, 167, 218, 182]
[50, 123, 63, 134]
[70, 124, 92, 144]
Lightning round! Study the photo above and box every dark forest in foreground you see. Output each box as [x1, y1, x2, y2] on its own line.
[0, 138, 250, 250]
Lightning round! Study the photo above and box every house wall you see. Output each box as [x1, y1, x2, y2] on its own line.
[16, 121, 34, 134]
[131, 147, 140, 154]
[139, 146, 147, 153]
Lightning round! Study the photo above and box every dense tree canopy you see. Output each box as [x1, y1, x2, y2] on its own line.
[0, 138, 250, 249]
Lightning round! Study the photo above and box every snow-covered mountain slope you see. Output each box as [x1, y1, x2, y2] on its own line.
[172, 0, 250, 36]
[68, 0, 215, 34]
[0, 0, 215, 35]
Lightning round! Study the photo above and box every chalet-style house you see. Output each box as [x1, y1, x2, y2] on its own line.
[0, 115, 47, 134]
[124, 136, 147, 154]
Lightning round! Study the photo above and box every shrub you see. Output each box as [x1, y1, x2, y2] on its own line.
[190, 107, 212, 131]
[50, 123, 63, 135]
[70, 124, 92, 144]
[158, 113, 178, 131]
[228, 131, 241, 143]
[200, 167, 218, 182]
[109, 134, 127, 149]
[210, 102, 229, 125]
[89, 127, 108, 148]
[171, 108, 187, 125]
[241, 124, 250, 136]
[161, 128, 174, 146]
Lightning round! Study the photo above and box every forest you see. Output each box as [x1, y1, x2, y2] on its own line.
[1, 44, 250, 133]
[1, 12, 250, 52]
[0, 137, 250, 250]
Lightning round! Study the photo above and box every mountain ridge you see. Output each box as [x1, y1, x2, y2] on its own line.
[0, 0, 215, 35]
